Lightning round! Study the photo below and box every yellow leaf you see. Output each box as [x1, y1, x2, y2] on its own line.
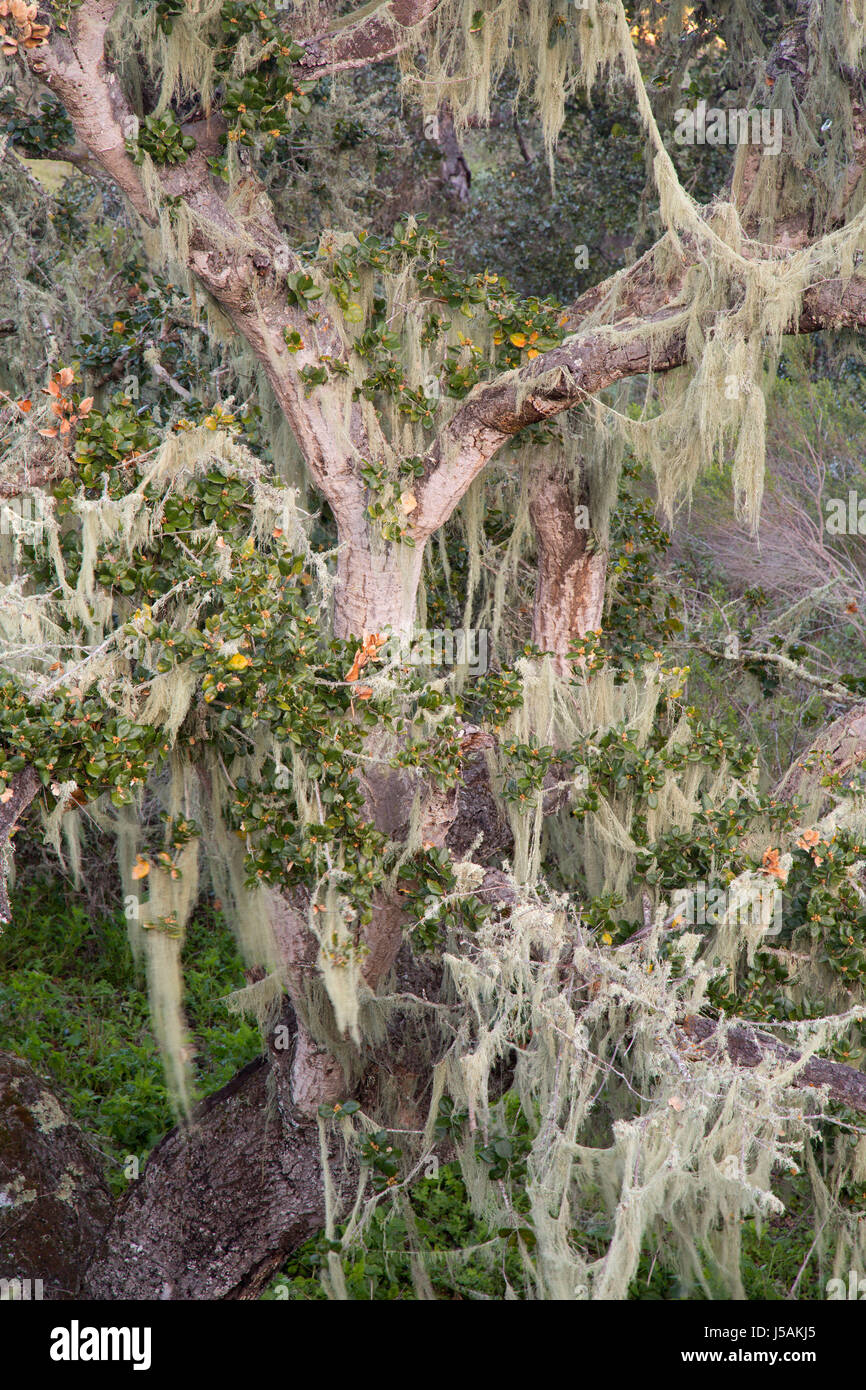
[509, 332, 527, 347]
[227, 653, 251, 671]
[131, 856, 151, 880]
[601, 931, 612, 945]
[527, 348, 539, 359]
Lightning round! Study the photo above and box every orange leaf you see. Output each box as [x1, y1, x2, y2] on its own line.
[761, 847, 785, 880]
[38, 427, 58, 437]
[44, 379, 61, 397]
[356, 686, 373, 700]
[57, 367, 75, 388]
[77, 396, 94, 416]
[16, 398, 31, 413]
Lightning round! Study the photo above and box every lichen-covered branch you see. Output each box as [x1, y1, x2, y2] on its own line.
[411, 275, 866, 536]
[680, 1014, 866, 1114]
[296, 0, 445, 79]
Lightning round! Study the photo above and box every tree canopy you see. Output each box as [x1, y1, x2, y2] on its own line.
[2, 0, 866, 1303]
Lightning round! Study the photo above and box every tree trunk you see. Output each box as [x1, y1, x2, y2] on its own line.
[84, 1052, 329, 1299]
[333, 532, 426, 640]
[529, 462, 607, 676]
[435, 106, 471, 203]
[0, 1051, 113, 1299]
[775, 701, 866, 805]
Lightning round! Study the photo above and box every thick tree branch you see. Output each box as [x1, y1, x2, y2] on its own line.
[775, 700, 866, 803]
[411, 275, 866, 536]
[529, 460, 606, 672]
[680, 1013, 866, 1115]
[297, 0, 444, 79]
[27, 0, 150, 219]
[25, 4, 381, 545]
[84, 1050, 335, 1299]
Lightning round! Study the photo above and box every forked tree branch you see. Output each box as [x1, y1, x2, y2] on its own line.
[410, 274, 866, 535]
[22, 1, 866, 554]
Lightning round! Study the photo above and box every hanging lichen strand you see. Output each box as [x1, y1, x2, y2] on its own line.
[0, 411, 341, 1113]
[399, 0, 866, 529]
[320, 870, 866, 1300]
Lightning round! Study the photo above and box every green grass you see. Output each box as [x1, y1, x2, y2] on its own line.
[0, 877, 261, 1191]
